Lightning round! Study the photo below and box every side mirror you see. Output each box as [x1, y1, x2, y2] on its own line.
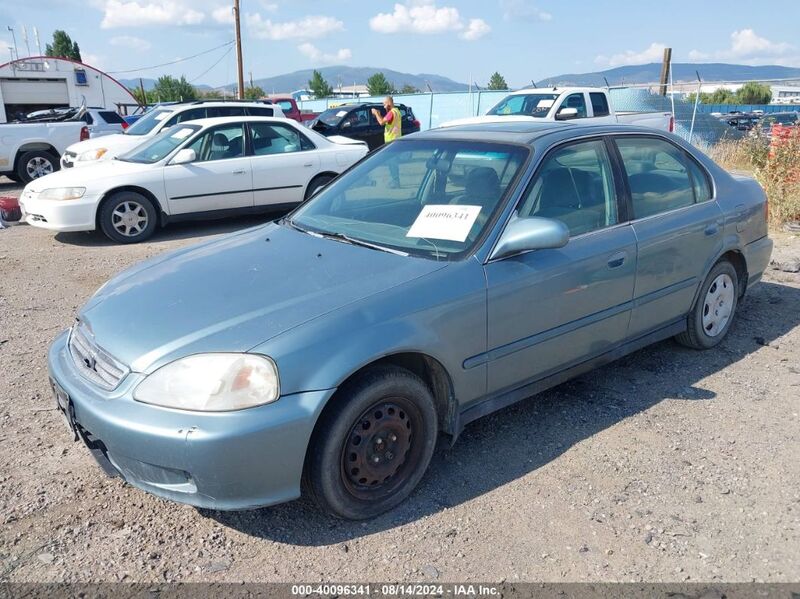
[171, 148, 196, 165]
[490, 216, 569, 260]
[555, 107, 579, 121]
[341, 121, 352, 129]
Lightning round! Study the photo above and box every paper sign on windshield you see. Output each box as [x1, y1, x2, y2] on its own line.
[154, 112, 170, 121]
[336, 110, 348, 117]
[537, 99, 555, 108]
[406, 205, 482, 243]
[171, 128, 194, 140]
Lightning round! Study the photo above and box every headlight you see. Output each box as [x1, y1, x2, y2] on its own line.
[38, 187, 86, 201]
[133, 353, 280, 412]
[78, 148, 108, 161]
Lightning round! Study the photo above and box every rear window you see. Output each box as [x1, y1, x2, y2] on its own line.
[99, 111, 125, 124]
[590, 93, 610, 117]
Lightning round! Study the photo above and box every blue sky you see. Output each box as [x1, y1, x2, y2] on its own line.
[1, 0, 799, 87]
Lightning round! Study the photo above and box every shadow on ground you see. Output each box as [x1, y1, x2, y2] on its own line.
[206, 280, 799, 545]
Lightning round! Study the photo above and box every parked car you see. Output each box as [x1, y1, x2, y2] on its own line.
[758, 112, 799, 137]
[268, 95, 318, 124]
[441, 87, 674, 132]
[60, 100, 285, 169]
[46, 122, 772, 518]
[20, 116, 367, 242]
[719, 112, 760, 131]
[0, 121, 88, 183]
[75, 108, 129, 137]
[311, 103, 421, 150]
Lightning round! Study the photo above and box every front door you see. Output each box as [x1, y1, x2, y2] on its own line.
[163, 123, 253, 215]
[612, 135, 724, 338]
[484, 138, 636, 395]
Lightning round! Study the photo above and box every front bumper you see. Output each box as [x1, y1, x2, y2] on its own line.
[20, 193, 101, 232]
[48, 331, 334, 511]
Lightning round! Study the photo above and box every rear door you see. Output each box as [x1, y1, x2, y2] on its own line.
[611, 135, 722, 338]
[248, 121, 320, 207]
[162, 122, 254, 215]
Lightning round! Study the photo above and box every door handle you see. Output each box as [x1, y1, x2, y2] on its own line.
[607, 251, 627, 269]
[303, 162, 314, 167]
[232, 169, 247, 175]
[704, 224, 719, 236]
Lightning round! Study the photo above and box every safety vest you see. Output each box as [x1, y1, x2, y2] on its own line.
[384, 107, 402, 142]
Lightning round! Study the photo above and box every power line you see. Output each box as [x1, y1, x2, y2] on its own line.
[107, 41, 234, 75]
[190, 45, 233, 84]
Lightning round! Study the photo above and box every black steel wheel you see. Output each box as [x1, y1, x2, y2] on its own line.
[305, 366, 438, 519]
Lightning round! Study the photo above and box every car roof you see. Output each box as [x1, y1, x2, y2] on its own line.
[179, 116, 298, 128]
[410, 121, 672, 146]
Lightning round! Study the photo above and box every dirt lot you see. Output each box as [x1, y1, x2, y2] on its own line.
[1, 175, 799, 584]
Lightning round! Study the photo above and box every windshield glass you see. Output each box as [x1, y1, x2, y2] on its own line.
[317, 107, 353, 126]
[487, 93, 559, 117]
[290, 140, 529, 259]
[118, 124, 200, 164]
[124, 108, 174, 136]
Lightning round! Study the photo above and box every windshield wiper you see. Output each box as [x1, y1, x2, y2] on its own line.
[314, 230, 409, 256]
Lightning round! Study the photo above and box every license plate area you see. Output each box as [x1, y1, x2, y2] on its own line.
[51, 379, 78, 441]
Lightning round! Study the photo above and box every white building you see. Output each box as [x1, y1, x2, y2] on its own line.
[0, 56, 137, 122]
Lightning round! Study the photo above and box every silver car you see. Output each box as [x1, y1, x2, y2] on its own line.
[48, 122, 773, 519]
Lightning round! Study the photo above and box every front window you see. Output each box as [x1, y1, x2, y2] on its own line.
[124, 108, 174, 136]
[118, 124, 201, 163]
[290, 140, 528, 259]
[486, 94, 559, 118]
[276, 100, 294, 112]
[184, 124, 245, 161]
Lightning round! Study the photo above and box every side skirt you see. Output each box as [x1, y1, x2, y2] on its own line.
[160, 203, 299, 226]
[455, 318, 687, 436]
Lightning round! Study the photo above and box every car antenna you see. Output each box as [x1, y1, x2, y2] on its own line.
[530, 80, 537, 88]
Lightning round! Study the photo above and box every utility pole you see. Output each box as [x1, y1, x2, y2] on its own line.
[659, 47, 672, 97]
[233, 0, 245, 99]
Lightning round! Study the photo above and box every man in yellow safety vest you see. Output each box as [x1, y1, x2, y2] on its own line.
[371, 96, 402, 187]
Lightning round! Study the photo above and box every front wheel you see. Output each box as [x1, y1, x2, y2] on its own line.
[305, 366, 438, 519]
[676, 260, 739, 349]
[98, 191, 158, 244]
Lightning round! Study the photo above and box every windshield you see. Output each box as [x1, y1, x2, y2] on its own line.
[487, 93, 559, 117]
[118, 124, 200, 164]
[317, 107, 353, 126]
[124, 108, 174, 136]
[290, 140, 529, 259]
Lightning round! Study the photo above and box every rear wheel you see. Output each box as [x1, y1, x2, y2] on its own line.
[99, 191, 158, 244]
[16, 150, 58, 184]
[305, 366, 438, 519]
[676, 260, 739, 349]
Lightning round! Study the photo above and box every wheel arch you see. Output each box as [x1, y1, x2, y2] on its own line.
[95, 186, 167, 230]
[13, 144, 60, 170]
[304, 171, 338, 200]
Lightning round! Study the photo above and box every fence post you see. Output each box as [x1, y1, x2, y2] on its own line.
[428, 92, 434, 130]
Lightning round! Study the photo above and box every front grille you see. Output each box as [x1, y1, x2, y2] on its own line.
[68, 321, 128, 390]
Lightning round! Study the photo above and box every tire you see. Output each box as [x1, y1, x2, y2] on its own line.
[4, 173, 21, 183]
[98, 191, 158, 244]
[16, 150, 58, 184]
[676, 260, 739, 349]
[304, 174, 335, 201]
[305, 366, 438, 520]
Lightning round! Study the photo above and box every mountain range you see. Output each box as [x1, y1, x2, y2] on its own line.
[120, 63, 800, 94]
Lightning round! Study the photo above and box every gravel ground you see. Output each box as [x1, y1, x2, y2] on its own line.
[1, 175, 799, 584]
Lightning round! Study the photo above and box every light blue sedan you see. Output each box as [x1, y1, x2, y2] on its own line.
[48, 122, 773, 519]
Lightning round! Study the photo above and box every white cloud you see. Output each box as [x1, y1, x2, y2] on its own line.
[211, 6, 234, 25]
[460, 18, 490, 41]
[689, 29, 797, 65]
[369, 1, 490, 41]
[247, 14, 344, 40]
[595, 42, 667, 67]
[100, 0, 205, 28]
[500, 0, 551, 22]
[81, 53, 104, 69]
[109, 35, 151, 51]
[297, 43, 352, 64]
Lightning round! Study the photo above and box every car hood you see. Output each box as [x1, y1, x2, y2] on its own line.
[78, 223, 447, 373]
[65, 133, 148, 157]
[26, 158, 156, 192]
[440, 115, 547, 127]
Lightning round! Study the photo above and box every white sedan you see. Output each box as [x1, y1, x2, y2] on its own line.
[20, 117, 368, 243]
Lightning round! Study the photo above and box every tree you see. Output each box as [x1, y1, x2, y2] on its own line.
[705, 88, 737, 104]
[45, 30, 82, 62]
[308, 70, 333, 99]
[399, 84, 419, 94]
[243, 85, 265, 100]
[367, 72, 395, 96]
[736, 82, 772, 105]
[487, 72, 508, 90]
[150, 75, 197, 102]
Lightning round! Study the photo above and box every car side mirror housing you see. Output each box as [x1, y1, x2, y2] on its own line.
[490, 216, 570, 260]
[171, 148, 196, 165]
[341, 121, 352, 129]
[555, 107, 579, 121]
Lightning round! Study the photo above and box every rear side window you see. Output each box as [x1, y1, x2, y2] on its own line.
[165, 107, 206, 126]
[590, 93, 610, 117]
[246, 106, 274, 117]
[99, 111, 125, 124]
[615, 137, 699, 219]
[207, 106, 246, 118]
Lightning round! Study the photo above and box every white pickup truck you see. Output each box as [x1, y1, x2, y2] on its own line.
[0, 122, 88, 183]
[442, 87, 674, 132]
